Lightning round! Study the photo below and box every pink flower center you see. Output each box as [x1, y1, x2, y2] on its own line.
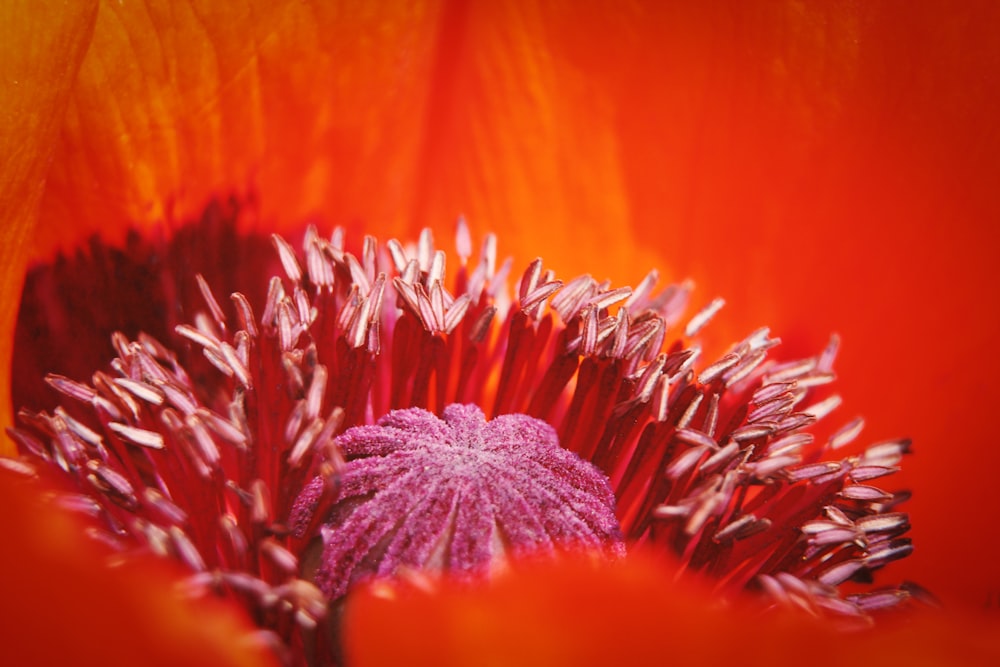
[290, 403, 623, 598]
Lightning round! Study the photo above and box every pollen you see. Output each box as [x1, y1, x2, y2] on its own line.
[290, 404, 624, 598]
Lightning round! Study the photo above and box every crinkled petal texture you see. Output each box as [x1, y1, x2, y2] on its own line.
[291, 405, 623, 598]
[343, 553, 1000, 667]
[0, 476, 277, 667]
[0, 0, 97, 447]
[30, 0, 452, 259]
[29, 0, 673, 276]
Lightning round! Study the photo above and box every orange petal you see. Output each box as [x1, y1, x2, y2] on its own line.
[405, 1, 666, 281]
[591, 2, 1000, 608]
[0, 0, 97, 455]
[344, 554, 1000, 667]
[34, 0, 449, 259]
[0, 475, 277, 666]
[30, 0, 674, 277]
[414, 0, 1000, 609]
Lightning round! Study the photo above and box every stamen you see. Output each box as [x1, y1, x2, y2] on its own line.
[272, 233, 303, 283]
[685, 297, 725, 337]
[7, 216, 918, 664]
[455, 217, 472, 262]
[46, 374, 97, 403]
[196, 274, 228, 334]
[107, 423, 165, 450]
[830, 416, 865, 450]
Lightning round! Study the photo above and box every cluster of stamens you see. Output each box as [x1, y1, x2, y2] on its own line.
[4, 218, 916, 661]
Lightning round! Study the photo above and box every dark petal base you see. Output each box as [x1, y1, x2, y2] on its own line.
[13, 198, 278, 412]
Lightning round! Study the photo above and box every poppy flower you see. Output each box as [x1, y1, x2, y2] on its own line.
[2, 1, 999, 665]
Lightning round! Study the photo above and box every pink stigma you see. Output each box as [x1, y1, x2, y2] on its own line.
[291, 404, 624, 598]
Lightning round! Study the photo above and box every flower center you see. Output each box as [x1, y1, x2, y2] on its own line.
[290, 404, 623, 598]
[6, 204, 920, 663]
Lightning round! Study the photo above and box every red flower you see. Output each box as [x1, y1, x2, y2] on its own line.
[2, 1, 999, 664]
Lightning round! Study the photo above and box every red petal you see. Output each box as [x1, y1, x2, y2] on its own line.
[0, 0, 97, 455]
[0, 475, 278, 666]
[344, 553, 1000, 667]
[603, 3, 1000, 609]
[33, 0, 448, 259]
